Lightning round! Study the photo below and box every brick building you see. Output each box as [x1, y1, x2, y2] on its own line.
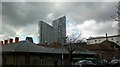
[87, 40, 120, 61]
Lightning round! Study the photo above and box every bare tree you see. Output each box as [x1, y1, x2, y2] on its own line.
[64, 33, 85, 64]
[111, 2, 120, 34]
[111, 2, 120, 47]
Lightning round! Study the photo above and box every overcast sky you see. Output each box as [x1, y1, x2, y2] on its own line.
[1, 1, 120, 43]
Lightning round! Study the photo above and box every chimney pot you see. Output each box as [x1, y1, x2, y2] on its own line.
[9, 38, 13, 43]
[15, 37, 19, 43]
[26, 37, 33, 43]
[4, 40, 8, 44]
[0, 41, 3, 45]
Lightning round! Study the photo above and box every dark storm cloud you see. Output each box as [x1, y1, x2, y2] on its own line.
[2, 2, 117, 27]
[2, 0, 120, 2]
[1, 2, 119, 41]
[63, 2, 117, 24]
[0, 2, 2, 35]
[2, 2, 46, 27]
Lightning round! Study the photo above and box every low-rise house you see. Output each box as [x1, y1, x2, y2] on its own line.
[87, 35, 120, 45]
[87, 40, 120, 61]
[1, 37, 96, 67]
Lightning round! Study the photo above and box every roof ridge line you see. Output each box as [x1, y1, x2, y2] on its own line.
[14, 41, 25, 51]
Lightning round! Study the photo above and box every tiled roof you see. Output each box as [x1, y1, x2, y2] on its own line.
[87, 40, 120, 51]
[2, 41, 68, 54]
[2, 40, 96, 55]
[99, 40, 119, 51]
[87, 44, 101, 50]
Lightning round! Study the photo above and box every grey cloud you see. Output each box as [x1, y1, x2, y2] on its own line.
[0, 2, 2, 36]
[3, 2, 117, 26]
[95, 22, 117, 35]
[2, 2, 42, 27]
[2, 0, 120, 2]
[2, 24, 16, 38]
[66, 2, 117, 24]
[2, 2, 119, 41]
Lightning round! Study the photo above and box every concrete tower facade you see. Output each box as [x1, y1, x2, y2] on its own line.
[52, 16, 66, 45]
[39, 16, 66, 44]
[39, 21, 56, 44]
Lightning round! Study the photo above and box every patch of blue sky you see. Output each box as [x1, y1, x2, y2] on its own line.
[66, 17, 80, 37]
[66, 17, 70, 27]
[19, 34, 27, 41]
[33, 37, 39, 43]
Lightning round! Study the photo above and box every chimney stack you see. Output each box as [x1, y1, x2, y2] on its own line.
[15, 37, 19, 43]
[4, 40, 8, 44]
[26, 37, 33, 43]
[0, 41, 3, 45]
[9, 38, 13, 43]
